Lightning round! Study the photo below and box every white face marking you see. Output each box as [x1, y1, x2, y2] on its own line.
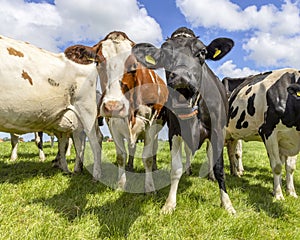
[99, 39, 132, 116]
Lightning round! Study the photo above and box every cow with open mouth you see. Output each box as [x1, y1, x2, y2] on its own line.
[132, 27, 236, 214]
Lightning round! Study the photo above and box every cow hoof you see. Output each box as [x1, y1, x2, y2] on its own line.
[287, 191, 298, 198]
[185, 167, 192, 176]
[161, 204, 176, 214]
[39, 152, 46, 162]
[225, 205, 236, 215]
[207, 174, 216, 182]
[52, 159, 60, 168]
[152, 164, 158, 171]
[273, 194, 285, 201]
[126, 165, 134, 172]
[93, 172, 101, 182]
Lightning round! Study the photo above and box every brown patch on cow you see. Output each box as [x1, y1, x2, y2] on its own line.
[22, 70, 33, 85]
[48, 78, 59, 87]
[64, 45, 96, 65]
[7, 47, 24, 57]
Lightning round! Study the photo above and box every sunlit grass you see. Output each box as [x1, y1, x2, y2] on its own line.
[0, 140, 299, 239]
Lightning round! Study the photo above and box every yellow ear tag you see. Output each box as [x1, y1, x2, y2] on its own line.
[213, 48, 222, 58]
[296, 91, 300, 97]
[145, 55, 156, 65]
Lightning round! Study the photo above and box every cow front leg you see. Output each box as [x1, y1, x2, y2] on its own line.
[285, 155, 298, 198]
[265, 138, 285, 200]
[73, 130, 86, 174]
[161, 135, 183, 214]
[213, 146, 236, 214]
[85, 122, 103, 181]
[184, 142, 192, 175]
[10, 133, 19, 161]
[126, 143, 136, 172]
[35, 132, 46, 161]
[142, 132, 156, 194]
[53, 134, 71, 174]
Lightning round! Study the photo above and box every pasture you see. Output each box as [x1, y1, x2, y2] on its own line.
[0, 140, 299, 239]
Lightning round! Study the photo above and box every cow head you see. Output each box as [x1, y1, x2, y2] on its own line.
[287, 83, 300, 99]
[132, 27, 234, 109]
[65, 31, 135, 118]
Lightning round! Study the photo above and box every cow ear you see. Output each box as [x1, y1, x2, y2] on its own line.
[206, 38, 234, 61]
[64, 45, 96, 65]
[287, 84, 300, 99]
[132, 43, 161, 69]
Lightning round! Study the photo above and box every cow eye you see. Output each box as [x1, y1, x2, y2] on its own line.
[194, 48, 207, 58]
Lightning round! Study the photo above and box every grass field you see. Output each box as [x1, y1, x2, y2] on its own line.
[0, 140, 300, 240]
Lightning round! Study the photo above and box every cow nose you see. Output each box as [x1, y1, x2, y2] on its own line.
[103, 100, 125, 116]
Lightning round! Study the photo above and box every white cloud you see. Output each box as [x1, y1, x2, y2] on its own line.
[176, 0, 300, 68]
[0, 0, 162, 52]
[217, 60, 260, 78]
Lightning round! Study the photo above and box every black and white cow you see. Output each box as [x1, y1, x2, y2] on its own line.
[132, 27, 236, 214]
[226, 68, 300, 200]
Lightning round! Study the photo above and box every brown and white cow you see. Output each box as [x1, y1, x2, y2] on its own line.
[0, 35, 102, 179]
[226, 68, 300, 200]
[65, 31, 168, 193]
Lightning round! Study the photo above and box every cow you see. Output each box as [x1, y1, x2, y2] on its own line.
[65, 31, 168, 193]
[10, 132, 46, 161]
[0, 35, 102, 180]
[221, 77, 246, 177]
[132, 27, 236, 214]
[225, 68, 300, 200]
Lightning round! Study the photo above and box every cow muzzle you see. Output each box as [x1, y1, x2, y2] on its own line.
[101, 100, 127, 118]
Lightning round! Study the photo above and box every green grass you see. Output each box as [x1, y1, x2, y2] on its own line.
[0, 140, 300, 239]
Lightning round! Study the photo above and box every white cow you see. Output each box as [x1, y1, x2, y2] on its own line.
[0, 35, 102, 179]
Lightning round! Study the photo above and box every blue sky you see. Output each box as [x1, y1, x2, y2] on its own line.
[1, 0, 300, 140]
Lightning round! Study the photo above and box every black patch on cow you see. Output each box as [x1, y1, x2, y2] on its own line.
[229, 106, 239, 119]
[259, 72, 297, 140]
[236, 110, 246, 129]
[229, 71, 272, 109]
[247, 93, 256, 116]
[245, 86, 252, 95]
[242, 121, 248, 128]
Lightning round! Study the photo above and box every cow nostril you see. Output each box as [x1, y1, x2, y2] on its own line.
[104, 101, 124, 113]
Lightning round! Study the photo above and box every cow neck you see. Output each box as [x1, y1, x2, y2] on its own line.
[169, 90, 201, 121]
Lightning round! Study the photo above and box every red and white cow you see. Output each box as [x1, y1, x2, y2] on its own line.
[0, 35, 102, 180]
[65, 31, 168, 193]
[226, 68, 300, 200]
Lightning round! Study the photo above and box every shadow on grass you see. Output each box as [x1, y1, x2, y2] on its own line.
[31, 161, 194, 238]
[0, 159, 61, 184]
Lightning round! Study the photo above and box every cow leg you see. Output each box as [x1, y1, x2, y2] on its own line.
[285, 155, 298, 198]
[85, 122, 102, 181]
[227, 139, 243, 177]
[73, 130, 86, 174]
[161, 135, 183, 214]
[66, 138, 73, 156]
[206, 141, 216, 181]
[10, 133, 19, 161]
[50, 135, 55, 148]
[35, 132, 45, 161]
[184, 142, 192, 175]
[126, 143, 136, 172]
[142, 129, 156, 194]
[211, 139, 236, 214]
[53, 134, 71, 173]
[265, 137, 285, 200]
[236, 140, 244, 174]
